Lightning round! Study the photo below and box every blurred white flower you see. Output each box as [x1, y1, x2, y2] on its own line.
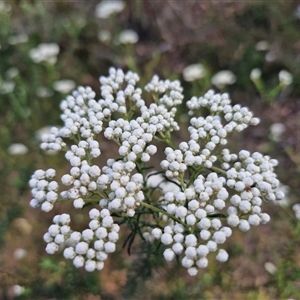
[293, 203, 300, 220]
[53, 79, 76, 94]
[264, 262, 277, 275]
[255, 40, 269, 51]
[270, 123, 286, 142]
[28, 43, 60, 64]
[265, 51, 277, 62]
[296, 5, 300, 19]
[0, 0, 11, 12]
[279, 70, 293, 86]
[7, 143, 28, 155]
[98, 30, 111, 42]
[182, 64, 206, 82]
[12, 285, 25, 297]
[211, 70, 236, 88]
[36, 86, 54, 98]
[250, 68, 262, 81]
[5, 67, 19, 79]
[8, 33, 28, 45]
[14, 248, 28, 260]
[0, 80, 15, 94]
[118, 29, 139, 44]
[95, 0, 125, 19]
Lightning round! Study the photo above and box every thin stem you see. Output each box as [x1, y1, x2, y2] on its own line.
[187, 165, 204, 187]
[140, 202, 187, 228]
[207, 213, 227, 219]
[157, 131, 175, 148]
[178, 173, 186, 190]
[209, 166, 226, 175]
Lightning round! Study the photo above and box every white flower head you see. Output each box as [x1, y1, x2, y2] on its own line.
[265, 51, 277, 63]
[211, 70, 236, 88]
[278, 70, 293, 86]
[255, 40, 269, 51]
[0, 80, 15, 94]
[264, 262, 277, 275]
[118, 29, 139, 44]
[29, 43, 60, 64]
[7, 143, 28, 155]
[270, 123, 286, 142]
[12, 285, 25, 297]
[5, 67, 19, 79]
[98, 30, 111, 42]
[35, 125, 62, 154]
[36, 87, 54, 98]
[182, 64, 206, 82]
[95, 0, 125, 19]
[53, 79, 76, 94]
[14, 248, 28, 260]
[250, 68, 262, 81]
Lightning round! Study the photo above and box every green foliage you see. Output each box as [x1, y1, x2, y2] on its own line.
[21, 258, 101, 299]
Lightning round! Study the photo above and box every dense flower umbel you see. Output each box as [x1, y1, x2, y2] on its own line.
[29, 67, 283, 275]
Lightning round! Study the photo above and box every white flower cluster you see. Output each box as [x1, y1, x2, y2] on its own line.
[152, 91, 283, 274]
[118, 29, 139, 44]
[95, 0, 125, 19]
[278, 70, 293, 86]
[44, 210, 119, 272]
[7, 143, 28, 155]
[53, 79, 76, 94]
[60, 158, 102, 209]
[28, 43, 60, 64]
[29, 169, 58, 212]
[211, 70, 236, 88]
[151, 151, 281, 275]
[161, 91, 260, 177]
[182, 64, 206, 82]
[152, 178, 233, 276]
[29, 67, 283, 276]
[97, 159, 145, 216]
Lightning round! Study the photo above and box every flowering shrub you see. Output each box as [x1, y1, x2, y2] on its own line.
[29, 67, 284, 276]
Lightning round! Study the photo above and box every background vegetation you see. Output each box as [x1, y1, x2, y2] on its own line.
[1, 1, 300, 299]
